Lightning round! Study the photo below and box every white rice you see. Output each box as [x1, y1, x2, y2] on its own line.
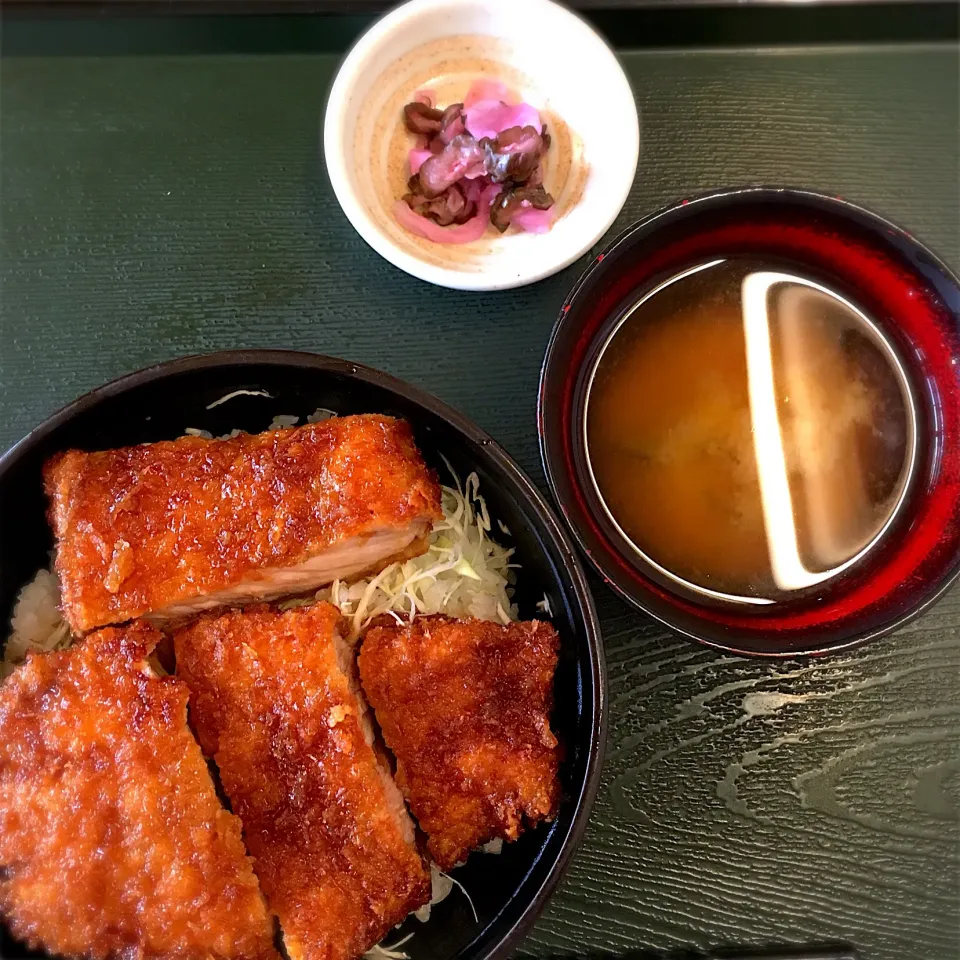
[0, 569, 69, 679]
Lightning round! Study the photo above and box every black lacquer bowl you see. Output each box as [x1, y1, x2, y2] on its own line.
[0, 350, 606, 960]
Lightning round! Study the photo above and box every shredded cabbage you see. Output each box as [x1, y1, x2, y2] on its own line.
[316, 464, 518, 639]
[535, 594, 553, 618]
[364, 933, 415, 960]
[413, 864, 479, 925]
[206, 389, 274, 409]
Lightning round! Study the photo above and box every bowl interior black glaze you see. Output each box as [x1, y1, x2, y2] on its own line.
[0, 350, 605, 960]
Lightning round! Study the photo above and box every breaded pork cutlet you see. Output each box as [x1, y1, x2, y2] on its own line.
[358, 615, 561, 870]
[44, 414, 442, 634]
[0, 622, 278, 960]
[175, 604, 430, 960]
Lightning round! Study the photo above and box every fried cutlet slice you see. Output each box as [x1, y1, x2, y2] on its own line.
[44, 414, 442, 634]
[174, 603, 430, 960]
[358, 615, 561, 870]
[0, 621, 278, 960]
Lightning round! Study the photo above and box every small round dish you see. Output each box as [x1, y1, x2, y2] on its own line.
[323, 0, 638, 291]
[0, 350, 606, 960]
[539, 187, 960, 657]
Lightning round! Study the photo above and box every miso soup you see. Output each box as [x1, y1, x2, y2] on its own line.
[584, 258, 916, 603]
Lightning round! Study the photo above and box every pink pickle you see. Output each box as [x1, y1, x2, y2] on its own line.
[464, 100, 541, 141]
[393, 200, 489, 244]
[413, 89, 436, 106]
[408, 148, 433, 175]
[463, 178, 482, 207]
[479, 182, 504, 207]
[511, 205, 554, 234]
[393, 183, 503, 245]
[439, 112, 466, 144]
[464, 79, 509, 107]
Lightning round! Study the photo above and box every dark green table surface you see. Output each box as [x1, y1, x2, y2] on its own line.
[1, 15, 958, 960]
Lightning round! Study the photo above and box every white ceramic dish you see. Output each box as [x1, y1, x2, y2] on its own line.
[323, 0, 640, 291]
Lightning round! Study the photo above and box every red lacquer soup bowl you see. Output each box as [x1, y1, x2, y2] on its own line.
[539, 187, 960, 657]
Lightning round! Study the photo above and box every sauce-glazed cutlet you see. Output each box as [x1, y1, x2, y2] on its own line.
[0, 621, 278, 960]
[44, 414, 442, 634]
[358, 615, 561, 870]
[175, 604, 430, 960]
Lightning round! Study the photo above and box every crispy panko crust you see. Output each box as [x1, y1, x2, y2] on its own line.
[174, 604, 430, 960]
[358, 615, 561, 870]
[0, 621, 278, 960]
[44, 415, 442, 634]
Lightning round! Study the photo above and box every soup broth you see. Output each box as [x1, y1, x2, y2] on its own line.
[585, 258, 915, 603]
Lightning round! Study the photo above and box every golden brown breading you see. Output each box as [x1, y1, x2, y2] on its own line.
[358, 615, 561, 870]
[175, 604, 430, 960]
[0, 622, 278, 960]
[44, 415, 442, 634]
